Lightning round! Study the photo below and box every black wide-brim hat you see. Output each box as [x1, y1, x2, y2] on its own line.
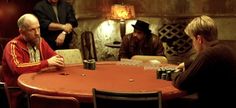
[132, 20, 151, 34]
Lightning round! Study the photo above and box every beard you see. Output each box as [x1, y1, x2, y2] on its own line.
[28, 37, 40, 47]
[132, 36, 140, 45]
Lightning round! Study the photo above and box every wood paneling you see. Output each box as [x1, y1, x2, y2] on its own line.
[0, 0, 40, 43]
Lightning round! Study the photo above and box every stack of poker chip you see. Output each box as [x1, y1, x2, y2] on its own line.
[83, 59, 96, 70]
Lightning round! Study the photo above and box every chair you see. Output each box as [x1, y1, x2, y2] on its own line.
[93, 88, 162, 108]
[55, 49, 83, 64]
[1, 66, 24, 108]
[131, 55, 168, 64]
[0, 82, 11, 108]
[81, 31, 97, 61]
[29, 94, 80, 108]
[0, 43, 4, 65]
[0, 65, 3, 82]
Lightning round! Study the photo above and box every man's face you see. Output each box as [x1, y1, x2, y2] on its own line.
[132, 29, 145, 42]
[190, 35, 202, 53]
[20, 19, 40, 46]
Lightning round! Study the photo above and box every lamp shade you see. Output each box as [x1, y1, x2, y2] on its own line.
[111, 4, 135, 20]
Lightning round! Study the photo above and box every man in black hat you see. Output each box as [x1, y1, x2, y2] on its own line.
[119, 20, 164, 59]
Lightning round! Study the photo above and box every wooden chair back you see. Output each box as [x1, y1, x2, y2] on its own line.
[0, 82, 11, 108]
[0, 43, 3, 65]
[30, 94, 80, 108]
[81, 31, 97, 61]
[93, 88, 162, 108]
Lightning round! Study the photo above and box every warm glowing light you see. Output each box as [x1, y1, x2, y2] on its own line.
[100, 20, 116, 37]
[111, 4, 135, 20]
[110, 4, 135, 40]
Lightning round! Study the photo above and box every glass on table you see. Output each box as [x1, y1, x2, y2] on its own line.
[117, 58, 143, 66]
[143, 63, 160, 70]
[143, 60, 161, 70]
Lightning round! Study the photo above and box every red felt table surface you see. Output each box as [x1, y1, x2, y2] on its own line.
[18, 62, 185, 103]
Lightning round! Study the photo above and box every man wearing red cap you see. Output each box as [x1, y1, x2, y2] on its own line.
[119, 20, 164, 59]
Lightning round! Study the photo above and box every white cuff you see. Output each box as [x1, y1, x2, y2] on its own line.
[62, 31, 67, 35]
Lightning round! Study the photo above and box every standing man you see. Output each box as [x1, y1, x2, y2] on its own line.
[173, 15, 236, 108]
[119, 20, 164, 59]
[1, 13, 65, 108]
[33, 0, 78, 50]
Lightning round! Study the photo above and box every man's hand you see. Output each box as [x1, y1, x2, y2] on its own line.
[62, 23, 73, 33]
[55, 32, 66, 46]
[176, 62, 185, 72]
[47, 55, 65, 68]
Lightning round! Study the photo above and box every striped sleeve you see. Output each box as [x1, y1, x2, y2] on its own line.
[6, 41, 48, 74]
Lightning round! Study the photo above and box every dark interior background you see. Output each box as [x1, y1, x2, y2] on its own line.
[1, 0, 236, 62]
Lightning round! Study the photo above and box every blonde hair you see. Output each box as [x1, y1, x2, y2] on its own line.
[185, 15, 218, 41]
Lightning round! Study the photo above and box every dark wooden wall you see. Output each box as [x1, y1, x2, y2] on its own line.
[0, 0, 40, 45]
[74, 0, 236, 18]
[0, 0, 40, 63]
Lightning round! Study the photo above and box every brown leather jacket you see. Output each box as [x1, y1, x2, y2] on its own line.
[119, 33, 164, 59]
